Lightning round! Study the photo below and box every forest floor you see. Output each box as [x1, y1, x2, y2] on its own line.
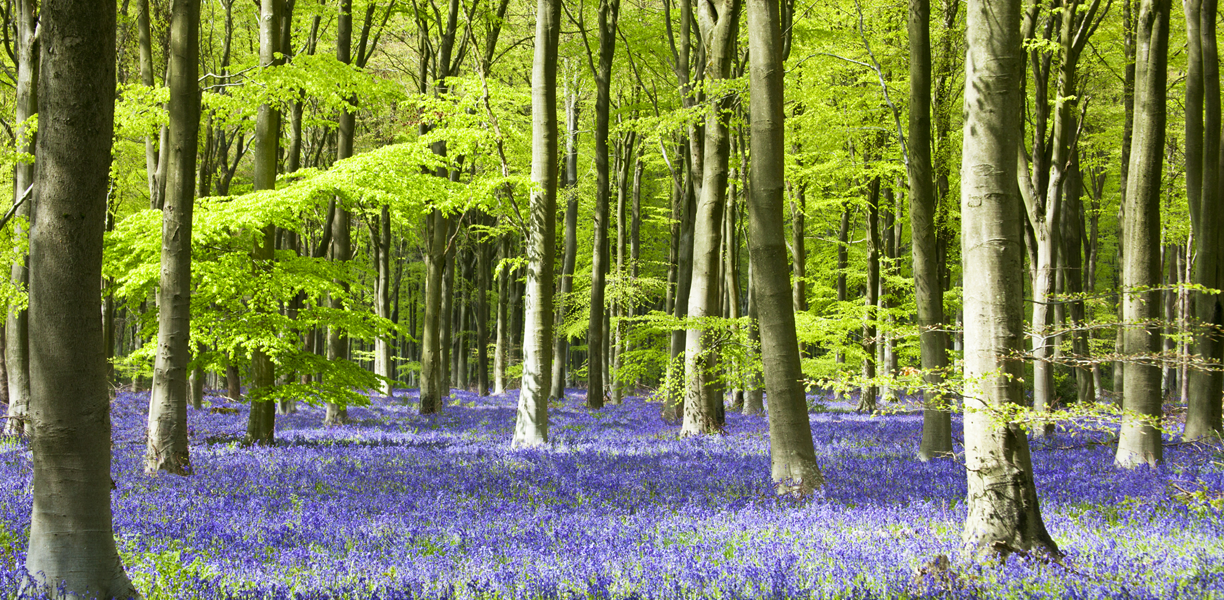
[0, 388, 1222, 599]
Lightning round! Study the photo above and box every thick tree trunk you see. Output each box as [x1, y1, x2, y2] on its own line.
[147, 0, 201, 474]
[246, 0, 282, 445]
[4, 0, 37, 437]
[1116, 0, 1169, 467]
[680, 0, 739, 436]
[910, 0, 952, 460]
[960, 0, 1059, 557]
[747, 0, 822, 493]
[23, 0, 139, 594]
[511, 0, 560, 448]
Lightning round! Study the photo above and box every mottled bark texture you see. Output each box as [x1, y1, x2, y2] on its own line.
[747, 0, 822, 494]
[510, 0, 560, 447]
[146, 0, 201, 475]
[959, 0, 1059, 558]
[23, 0, 139, 594]
[1115, 0, 1169, 467]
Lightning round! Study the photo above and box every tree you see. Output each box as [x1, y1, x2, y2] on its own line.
[246, 0, 282, 445]
[22, 0, 139, 595]
[1115, 0, 1169, 468]
[680, 0, 740, 436]
[511, 0, 560, 447]
[959, 0, 1059, 556]
[908, 0, 953, 460]
[746, 0, 823, 494]
[146, 0, 201, 475]
[1184, 0, 1224, 441]
[3, 0, 36, 438]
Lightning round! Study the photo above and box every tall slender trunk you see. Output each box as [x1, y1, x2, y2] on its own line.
[23, 0, 138, 593]
[494, 235, 511, 394]
[680, 0, 739, 436]
[746, 0, 822, 493]
[858, 178, 880, 413]
[550, 85, 580, 400]
[246, 0, 282, 445]
[511, 0, 560, 447]
[1116, 0, 1169, 467]
[476, 230, 491, 396]
[960, 0, 1059, 557]
[325, 0, 357, 424]
[421, 212, 449, 411]
[4, 0, 37, 437]
[910, 0, 951, 459]
[146, 0, 201, 474]
[663, 151, 696, 421]
[1185, 0, 1224, 440]
[789, 181, 806, 311]
[587, 0, 621, 409]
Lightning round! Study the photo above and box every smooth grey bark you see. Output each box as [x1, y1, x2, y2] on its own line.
[858, 179, 881, 414]
[146, 0, 201, 475]
[246, 0, 282, 445]
[4, 0, 36, 438]
[662, 152, 696, 422]
[910, 0, 952, 460]
[747, 0, 822, 493]
[586, 0, 621, 410]
[190, 365, 204, 410]
[493, 236, 511, 395]
[137, 0, 165, 210]
[511, 0, 560, 448]
[1185, 0, 1224, 441]
[1115, 0, 1169, 467]
[550, 85, 579, 401]
[1061, 154, 1095, 404]
[326, 0, 356, 425]
[789, 182, 806, 312]
[23, 0, 138, 594]
[421, 212, 449, 412]
[959, 0, 1059, 557]
[680, 0, 739, 436]
[742, 261, 765, 415]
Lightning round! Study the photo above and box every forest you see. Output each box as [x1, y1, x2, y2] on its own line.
[0, 0, 1223, 596]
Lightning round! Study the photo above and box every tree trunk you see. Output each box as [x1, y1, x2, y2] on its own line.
[550, 86, 580, 401]
[325, 0, 356, 424]
[587, 0, 621, 410]
[4, 0, 37, 437]
[959, 0, 1059, 557]
[23, 0, 139, 593]
[910, 0, 951, 459]
[511, 0, 560, 448]
[476, 235, 491, 396]
[493, 235, 511, 394]
[1185, 0, 1224, 441]
[246, 0, 282, 445]
[421, 211, 449, 410]
[146, 0, 200, 474]
[1116, 0, 1169, 467]
[858, 178, 881, 413]
[662, 151, 696, 421]
[680, 0, 739, 436]
[789, 182, 806, 312]
[747, 0, 822, 493]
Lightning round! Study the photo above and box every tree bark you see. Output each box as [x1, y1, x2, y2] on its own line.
[680, 0, 739, 436]
[146, 0, 201, 474]
[550, 85, 580, 400]
[910, 0, 952, 460]
[493, 235, 511, 394]
[23, 0, 139, 593]
[246, 0, 282, 445]
[511, 0, 560, 448]
[959, 0, 1059, 557]
[4, 0, 37, 437]
[586, 0, 621, 410]
[1115, 0, 1169, 467]
[325, 0, 356, 424]
[747, 0, 822, 493]
[858, 178, 881, 413]
[1185, 0, 1224, 441]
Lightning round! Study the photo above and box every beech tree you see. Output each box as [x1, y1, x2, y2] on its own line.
[1115, 0, 1169, 468]
[959, 0, 1059, 556]
[146, 0, 201, 475]
[23, 0, 139, 594]
[511, 0, 561, 448]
